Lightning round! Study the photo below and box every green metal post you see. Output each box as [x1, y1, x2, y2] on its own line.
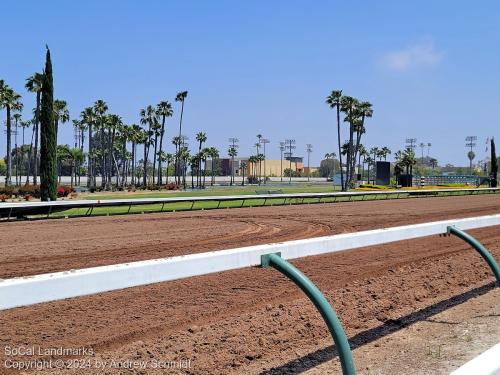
[447, 226, 500, 285]
[261, 253, 356, 375]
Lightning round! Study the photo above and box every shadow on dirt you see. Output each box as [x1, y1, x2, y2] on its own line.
[260, 281, 496, 374]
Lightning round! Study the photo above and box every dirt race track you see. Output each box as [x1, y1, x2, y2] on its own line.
[1, 195, 500, 374]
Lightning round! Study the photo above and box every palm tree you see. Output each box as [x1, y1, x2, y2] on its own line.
[25, 72, 43, 185]
[129, 124, 143, 186]
[165, 152, 174, 184]
[93, 100, 108, 187]
[0, 82, 23, 185]
[352, 101, 372, 182]
[195, 132, 207, 187]
[140, 105, 156, 186]
[67, 147, 84, 188]
[156, 101, 173, 185]
[53, 99, 69, 144]
[381, 146, 391, 161]
[326, 90, 344, 191]
[340, 96, 360, 189]
[80, 107, 95, 187]
[240, 161, 247, 186]
[178, 146, 190, 189]
[175, 91, 188, 183]
[228, 146, 238, 186]
[56, 144, 71, 183]
[106, 114, 122, 188]
[208, 147, 219, 186]
[13, 113, 22, 185]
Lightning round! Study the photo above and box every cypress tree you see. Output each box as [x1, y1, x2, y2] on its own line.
[491, 138, 498, 188]
[40, 46, 57, 201]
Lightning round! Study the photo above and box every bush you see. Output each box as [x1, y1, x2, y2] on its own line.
[19, 185, 41, 198]
[57, 186, 74, 198]
[247, 176, 259, 184]
[165, 183, 180, 190]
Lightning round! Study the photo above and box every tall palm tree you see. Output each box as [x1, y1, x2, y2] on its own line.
[156, 101, 173, 185]
[175, 91, 188, 183]
[240, 161, 247, 186]
[326, 90, 344, 191]
[25, 72, 43, 185]
[13, 113, 22, 185]
[130, 124, 143, 186]
[228, 146, 238, 186]
[340, 95, 360, 189]
[93, 100, 108, 187]
[67, 147, 84, 188]
[140, 105, 156, 186]
[0, 82, 23, 185]
[209, 147, 219, 186]
[20, 119, 31, 184]
[53, 99, 69, 144]
[80, 107, 95, 187]
[380, 146, 391, 161]
[352, 101, 372, 182]
[195, 132, 207, 187]
[165, 152, 173, 184]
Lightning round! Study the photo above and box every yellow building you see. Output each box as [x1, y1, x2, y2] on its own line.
[243, 158, 303, 177]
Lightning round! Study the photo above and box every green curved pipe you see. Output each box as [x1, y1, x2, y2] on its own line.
[447, 226, 500, 286]
[261, 253, 356, 375]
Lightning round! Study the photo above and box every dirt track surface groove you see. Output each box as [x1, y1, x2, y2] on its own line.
[1, 195, 500, 374]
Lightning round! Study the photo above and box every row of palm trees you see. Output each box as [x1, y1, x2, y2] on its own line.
[326, 90, 373, 191]
[2, 73, 229, 189]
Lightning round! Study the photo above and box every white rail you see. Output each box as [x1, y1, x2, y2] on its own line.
[1, 187, 498, 218]
[451, 342, 500, 374]
[1, 214, 499, 311]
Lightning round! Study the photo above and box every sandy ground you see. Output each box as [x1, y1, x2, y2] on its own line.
[0, 195, 499, 374]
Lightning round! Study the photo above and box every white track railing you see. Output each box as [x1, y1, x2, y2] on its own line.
[451, 342, 500, 374]
[1, 187, 499, 219]
[1, 214, 499, 310]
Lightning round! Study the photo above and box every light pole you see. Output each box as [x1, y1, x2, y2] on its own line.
[285, 139, 296, 184]
[466, 136, 477, 175]
[279, 142, 285, 182]
[306, 144, 312, 182]
[419, 142, 425, 165]
[260, 138, 270, 184]
[405, 138, 417, 151]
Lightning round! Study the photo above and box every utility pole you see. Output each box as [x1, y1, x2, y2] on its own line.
[306, 144, 313, 182]
[260, 138, 270, 184]
[284, 139, 296, 184]
[466, 136, 477, 175]
[279, 142, 285, 182]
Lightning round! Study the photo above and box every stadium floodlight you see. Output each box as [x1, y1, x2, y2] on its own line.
[465, 136, 477, 174]
[284, 139, 296, 184]
[259, 138, 270, 184]
[405, 138, 417, 150]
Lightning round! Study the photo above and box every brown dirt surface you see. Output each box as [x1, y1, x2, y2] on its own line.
[1, 194, 499, 374]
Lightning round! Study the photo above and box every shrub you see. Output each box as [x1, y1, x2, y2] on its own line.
[19, 185, 41, 198]
[247, 176, 259, 184]
[57, 186, 74, 198]
[165, 183, 180, 190]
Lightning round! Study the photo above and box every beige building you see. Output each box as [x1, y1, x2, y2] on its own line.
[206, 157, 305, 177]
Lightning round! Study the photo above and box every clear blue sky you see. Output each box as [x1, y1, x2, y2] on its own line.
[1, 0, 499, 166]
